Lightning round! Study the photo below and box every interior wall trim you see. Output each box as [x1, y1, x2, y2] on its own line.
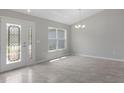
[74, 54, 124, 62]
[36, 53, 71, 63]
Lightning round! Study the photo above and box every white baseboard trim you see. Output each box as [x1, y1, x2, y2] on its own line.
[36, 59, 49, 63]
[36, 54, 71, 63]
[75, 54, 124, 62]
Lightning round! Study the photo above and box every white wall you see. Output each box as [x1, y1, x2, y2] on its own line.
[71, 9, 124, 60]
[0, 9, 71, 63]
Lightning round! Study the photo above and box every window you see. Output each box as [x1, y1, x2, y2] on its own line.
[48, 28, 57, 50]
[48, 27, 66, 52]
[7, 23, 21, 64]
[58, 29, 65, 49]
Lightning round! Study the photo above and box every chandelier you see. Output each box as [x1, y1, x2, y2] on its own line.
[75, 9, 85, 29]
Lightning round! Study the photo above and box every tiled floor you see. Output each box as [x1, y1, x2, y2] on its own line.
[0, 56, 124, 83]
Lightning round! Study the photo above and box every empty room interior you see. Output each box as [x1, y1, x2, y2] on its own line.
[0, 9, 124, 83]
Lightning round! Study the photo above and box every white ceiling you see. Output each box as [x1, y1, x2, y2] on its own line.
[12, 9, 103, 25]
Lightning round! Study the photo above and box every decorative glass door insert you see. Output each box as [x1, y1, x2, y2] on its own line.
[7, 23, 21, 64]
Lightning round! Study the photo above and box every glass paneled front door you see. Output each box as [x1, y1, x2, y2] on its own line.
[0, 17, 35, 72]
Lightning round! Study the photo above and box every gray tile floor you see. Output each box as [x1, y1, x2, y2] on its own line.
[0, 56, 124, 83]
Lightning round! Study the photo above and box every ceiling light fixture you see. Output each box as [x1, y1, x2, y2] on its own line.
[75, 9, 85, 29]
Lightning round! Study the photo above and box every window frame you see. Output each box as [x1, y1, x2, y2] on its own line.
[48, 27, 67, 52]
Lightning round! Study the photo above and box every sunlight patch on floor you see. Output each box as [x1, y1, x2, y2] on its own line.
[49, 56, 67, 62]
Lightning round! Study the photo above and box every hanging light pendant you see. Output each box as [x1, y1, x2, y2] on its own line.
[75, 9, 85, 29]
[75, 24, 81, 28]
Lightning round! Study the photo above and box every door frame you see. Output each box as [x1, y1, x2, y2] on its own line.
[26, 21, 36, 65]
